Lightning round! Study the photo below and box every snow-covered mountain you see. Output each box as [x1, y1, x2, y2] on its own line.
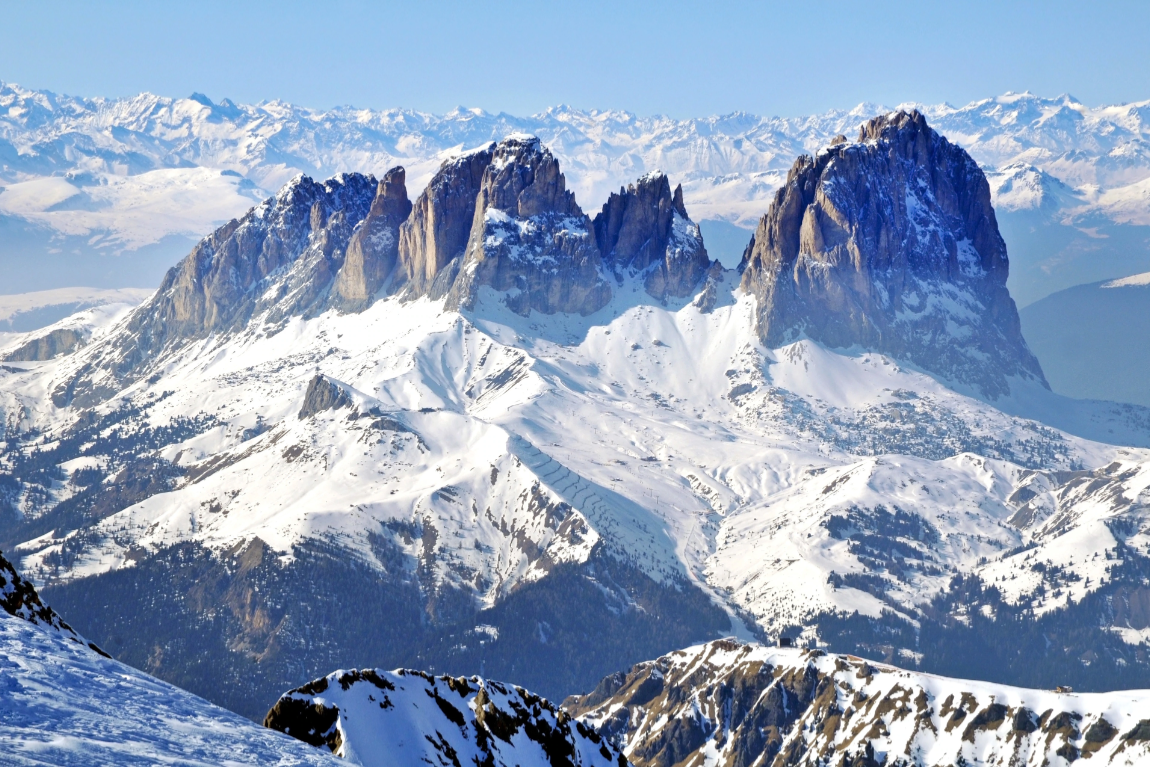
[2, 81, 1149, 301]
[566, 639, 1150, 767]
[265, 667, 622, 767]
[3, 114, 1150, 721]
[0, 547, 341, 765]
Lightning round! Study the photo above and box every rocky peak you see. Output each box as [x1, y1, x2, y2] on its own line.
[397, 146, 493, 297]
[52, 172, 378, 405]
[445, 136, 610, 316]
[740, 110, 1044, 398]
[593, 172, 711, 301]
[332, 166, 412, 311]
[481, 135, 582, 219]
[265, 667, 623, 767]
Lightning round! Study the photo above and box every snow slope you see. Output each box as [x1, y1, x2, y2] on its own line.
[0, 549, 339, 766]
[5, 271, 1150, 651]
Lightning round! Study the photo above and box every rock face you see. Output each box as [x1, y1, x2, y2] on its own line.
[53, 137, 715, 404]
[740, 110, 1044, 398]
[332, 166, 412, 311]
[593, 173, 711, 301]
[1, 549, 106, 656]
[447, 136, 612, 316]
[52, 173, 378, 403]
[3, 327, 84, 361]
[297, 374, 353, 420]
[397, 147, 494, 298]
[265, 667, 624, 767]
[566, 639, 1150, 767]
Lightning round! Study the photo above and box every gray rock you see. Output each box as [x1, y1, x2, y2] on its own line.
[332, 166, 412, 312]
[53, 174, 378, 405]
[593, 172, 712, 301]
[397, 147, 493, 298]
[3, 327, 85, 362]
[298, 374, 353, 420]
[740, 110, 1045, 398]
[446, 136, 611, 316]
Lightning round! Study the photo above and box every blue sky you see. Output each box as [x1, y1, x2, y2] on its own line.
[2, 0, 1147, 117]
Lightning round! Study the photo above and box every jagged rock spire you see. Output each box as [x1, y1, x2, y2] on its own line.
[740, 109, 1045, 398]
[397, 147, 493, 298]
[445, 136, 611, 316]
[332, 166, 412, 311]
[593, 172, 711, 301]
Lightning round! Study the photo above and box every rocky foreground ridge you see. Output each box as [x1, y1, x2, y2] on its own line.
[0, 549, 340, 764]
[741, 110, 1044, 398]
[0, 548, 106, 656]
[565, 639, 1150, 767]
[265, 666, 623, 767]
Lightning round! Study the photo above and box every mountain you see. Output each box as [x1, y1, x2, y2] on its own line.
[740, 110, 1043, 399]
[265, 667, 623, 767]
[1020, 272, 1150, 407]
[5, 117, 1150, 722]
[2, 82, 1150, 302]
[0, 547, 341, 764]
[565, 639, 1150, 767]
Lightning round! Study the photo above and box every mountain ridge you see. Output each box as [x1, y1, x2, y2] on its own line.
[4, 81, 1150, 300]
[3, 115, 1150, 723]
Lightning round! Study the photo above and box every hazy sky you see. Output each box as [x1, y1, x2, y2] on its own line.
[2, 0, 1147, 117]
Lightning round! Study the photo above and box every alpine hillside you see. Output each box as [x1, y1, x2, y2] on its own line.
[2, 113, 1150, 722]
[566, 639, 1150, 767]
[265, 666, 624, 767]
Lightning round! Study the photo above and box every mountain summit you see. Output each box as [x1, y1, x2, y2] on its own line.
[54, 136, 717, 406]
[740, 110, 1045, 398]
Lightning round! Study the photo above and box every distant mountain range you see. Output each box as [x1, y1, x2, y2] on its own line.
[2, 82, 1149, 303]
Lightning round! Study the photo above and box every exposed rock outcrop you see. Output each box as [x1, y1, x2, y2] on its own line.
[1, 549, 107, 656]
[297, 374, 353, 420]
[594, 173, 711, 301]
[397, 146, 494, 298]
[52, 137, 719, 405]
[265, 667, 624, 767]
[740, 110, 1044, 398]
[332, 166, 412, 311]
[447, 136, 612, 316]
[3, 327, 85, 361]
[52, 173, 378, 405]
[566, 639, 1150, 767]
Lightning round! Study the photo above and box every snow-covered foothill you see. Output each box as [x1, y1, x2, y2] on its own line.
[265, 667, 622, 767]
[567, 639, 1150, 767]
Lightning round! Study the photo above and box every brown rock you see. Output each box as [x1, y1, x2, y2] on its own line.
[332, 166, 413, 311]
[397, 147, 493, 297]
[593, 172, 712, 301]
[446, 136, 611, 316]
[739, 110, 1045, 398]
